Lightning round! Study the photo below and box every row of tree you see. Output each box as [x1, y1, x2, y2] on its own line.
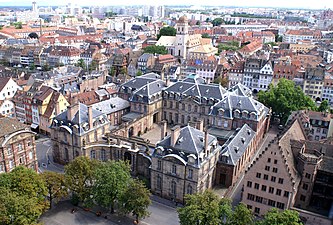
[178, 190, 302, 225]
[0, 156, 151, 224]
[64, 156, 151, 222]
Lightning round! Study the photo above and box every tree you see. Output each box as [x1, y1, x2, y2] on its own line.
[259, 208, 302, 225]
[41, 171, 68, 209]
[219, 198, 233, 224]
[64, 156, 100, 205]
[42, 63, 51, 71]
[228, 203, 254, 225]
[13, 22, 22, 29]
[214, 76, 229, 88]
[318, 100, 329, 112]
[212, 18, 223, 26]
[258, 79, 316, 123]
[92, 160, 131, 213]
[157, 26, 177, 40]
[89, 60, 98, 71]
[143, 45, 168, 55]
[109, 67, 116, 76]
[0, 187, 46, 225]
[29, 63, 36, 70]
[76, 58, 86, 69]
[28, 32, 39, 39]
[201, 33, 211, 38]
[119, 179, 151, 222]
[178, 190, 221, 225]
[0, 166, 48, 225]
[136, 70, 143, 76]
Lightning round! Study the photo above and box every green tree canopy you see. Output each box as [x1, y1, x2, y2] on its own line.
[258, 78, 316, 123]
[157, 26, 177, 40]
[202, 33, 211, 38]
[229, 203, 254, 225]
[41, 171, 68, 209]
[318, 100, 330, 112]
[119, 179, 151, 222]
[76, 58, 86, 69]
[212, 18, 223, 26]
[64, 156, 100, 205]
[0, 166, 48, 225]
[143, 45, 168, 55]
[178, 190, 221, 225]
[258, 208, 302, 225]
[92, 160, 131, 213]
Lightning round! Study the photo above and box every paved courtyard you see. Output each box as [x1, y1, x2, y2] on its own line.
[141, 124, 171, 145]
[40, 199, 179, 225]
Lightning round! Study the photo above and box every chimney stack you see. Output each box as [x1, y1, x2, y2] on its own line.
[55, 101, 61, 116]
[161, 120, 167, 140]
[170, 125, 181, 147]
[67, 102, 79, 121]
[197, 119, 204, 132]
[204, 128, 210, 157]
[88, 105, 93, 129]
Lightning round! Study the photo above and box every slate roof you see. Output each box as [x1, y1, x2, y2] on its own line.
[53, 103, 108, 135]
[92, 97, 130, 115]
[228, 83, 252, 97]
[155, 126, 220, 167]
[0, 77, 10, 92]
[158, 126, 216, 155]
[210, 93, 269, 121]
[164, 76, 226, 101]
[220, 124, 255, 166]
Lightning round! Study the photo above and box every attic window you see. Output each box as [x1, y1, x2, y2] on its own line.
[247, 129, 251, 135]
[199, 136, 204, 142]
[178, 137, 184, 144]
[241, 137, 245, 144]
[234, 146, 239, 153]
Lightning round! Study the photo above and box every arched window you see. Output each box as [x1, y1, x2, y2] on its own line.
[100, 149, 106, 161]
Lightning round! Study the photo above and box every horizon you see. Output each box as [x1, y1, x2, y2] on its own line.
[0, 0, 332, 10]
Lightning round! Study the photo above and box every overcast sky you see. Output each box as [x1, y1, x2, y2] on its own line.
[0, 0, 332, 9]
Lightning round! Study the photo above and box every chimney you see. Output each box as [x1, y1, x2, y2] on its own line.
[55, 101, 61, 116]
[88, 105, 93, 129]
[161, 67, 165, 81]
[161, 120, 167, 140]
[170, 125, 181, 147]
[166, 77, 170, 87]
[204, 128, 209, 157]
[197, 119, 204, 132]
[67, 102, 79, 121]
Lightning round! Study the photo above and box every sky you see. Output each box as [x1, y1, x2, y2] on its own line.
[0, 0, 333, 9]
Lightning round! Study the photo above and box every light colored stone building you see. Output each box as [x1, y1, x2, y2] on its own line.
[150, 124, 221, 203]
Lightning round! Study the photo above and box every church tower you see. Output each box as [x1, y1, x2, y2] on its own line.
[175, 15, 189, 59]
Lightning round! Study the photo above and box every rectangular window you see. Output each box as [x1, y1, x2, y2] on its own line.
[261, 185, 267, 192]
[300, 195, 306, 202]
[247, 181, 252, 188]
[267, 158, 271, 163]
[268, 199, 276, 207]
[263, 174, 268, 180]
[157, 160, 162, 170]
[255, 196, 263, 203]
[276, 189, 282, 196]
[278, 178, 284, 184]
[302, 183, 308, 190]
[188, 169, 193, 179]
[265, 166, 270, 171]
[284, 191, 289, 198]
[271, 176, 276, 182]
[305, 173, 311, 179]
[254, 207, 260, 214]
[172, 164, 177, 175]
[256, 173, 261, 178]
[7, 146, 12, 156]
[274, 159, 278, 164]
[254, 183, 259, 190]
[247, 193, 255, 201]
[272, 168, 278, 173]
[269, 187, 274, 194]
[277, 202, 285, 209]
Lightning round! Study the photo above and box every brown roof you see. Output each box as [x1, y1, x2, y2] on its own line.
[0, 117, 30, 144]
[0, 77, 10, 92]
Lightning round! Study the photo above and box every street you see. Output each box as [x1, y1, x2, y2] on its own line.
[36, 137, 64, 173]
